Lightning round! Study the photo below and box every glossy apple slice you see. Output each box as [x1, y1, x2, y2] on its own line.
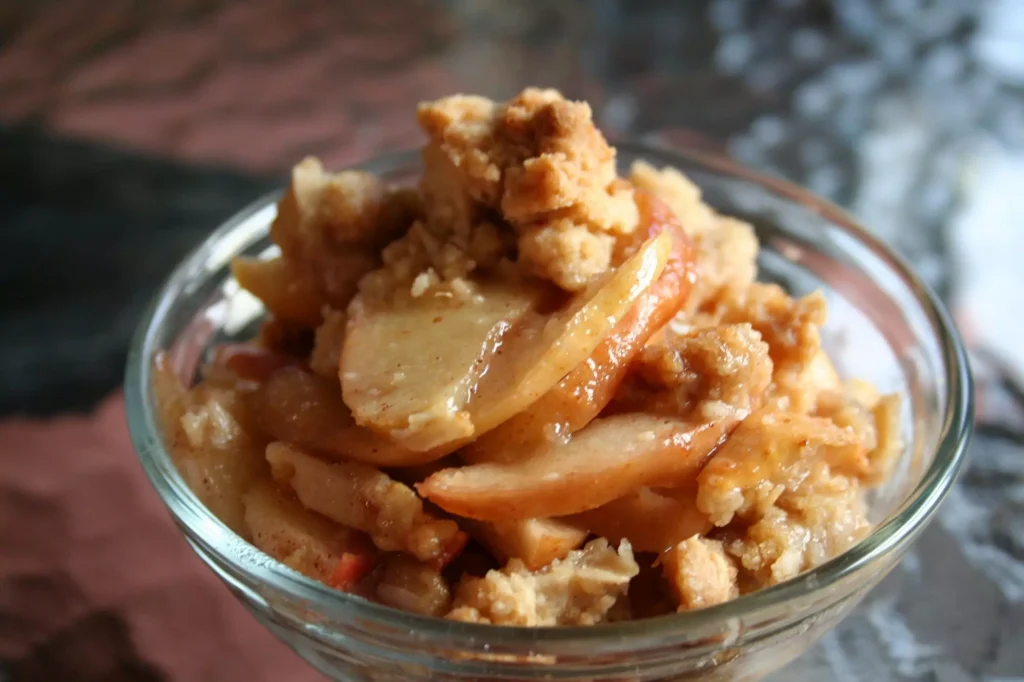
[462, 192, 696, 463]
[341, 230, 672, 452]
[243, 480, 377, 592]
[468, 232, 672, 437]
[567, 484, 711, 553]
[460, 517, 589, 570]
[341, 279, 542, 452]
[249, 367, 452, 466]
[232, 256, 325, 328]
[418, 413, 737, 520]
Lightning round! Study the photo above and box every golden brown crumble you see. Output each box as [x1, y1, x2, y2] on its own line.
[413, 88, 639, 291]
[617, 323, 773, 420]
[155, 87, 905, 627]
[447, 539, 638, 626]
[726, 460, 870, 585]
[683, 282, 834, 412]
[270, 157, 420, 309]
[817, 385, 904, 484]
[696, 410, 868, 528]
[662, 537, 739, 610]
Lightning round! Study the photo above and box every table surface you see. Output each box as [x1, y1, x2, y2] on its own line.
[1, 1, 1022, 680]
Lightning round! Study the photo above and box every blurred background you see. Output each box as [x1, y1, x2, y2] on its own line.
[1, 0, 1022, 680]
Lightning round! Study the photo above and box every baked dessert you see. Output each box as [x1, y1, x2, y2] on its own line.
[154, 88, 902, 626]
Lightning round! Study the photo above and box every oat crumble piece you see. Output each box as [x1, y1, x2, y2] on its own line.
[517, 219, 616, 291]
[447, 539, 639, 626]
[816, 386, 903, 484]
[690, 283, 833, 412]
[273, 157, 418, 255]
[268, 157, 420, 307]
[726, 461, 870, 585]
[617, 323, 773, 420]
[629, 161, 717, 236]
[696, 410, 867, 527]
[414, 88, 639, 291]
[662, 537, 739, 610]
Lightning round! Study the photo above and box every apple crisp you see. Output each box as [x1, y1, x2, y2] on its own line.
[154, 88, 902, 626]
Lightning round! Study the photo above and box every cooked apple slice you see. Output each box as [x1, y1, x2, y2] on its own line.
[462, 192, 696, 463]
[232, 256, 326, 328]
[469, 232, 672, 437]
[418, 413, 737, 520]
[342, 231, 672, 452]
[153, 354, 265, 536]
[341, 279, 542, 452]
[243, 480, 377, 592]
[208, 344, 300, 384]
[461, 517, 589, 570]
[249, 367, 452, 466]
[567, 485, 710, 553]
[267, 442, 467, 567]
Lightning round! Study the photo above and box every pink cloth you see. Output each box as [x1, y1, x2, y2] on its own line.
[0, 394, 323, 681]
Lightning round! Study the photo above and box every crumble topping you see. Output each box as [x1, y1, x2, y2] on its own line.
[155, 87, 905, 628]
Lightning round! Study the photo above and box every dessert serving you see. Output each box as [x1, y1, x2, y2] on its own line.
[153, 88, 902, 627]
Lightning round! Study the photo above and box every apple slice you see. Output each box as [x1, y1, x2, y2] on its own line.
[460, 517, 589, 570]
[468, 232, 672, 436]
[462, 192, 696, 463]
[342, 230, 672, 452]
[417, 413, 737, 520]
[243, 480, 377, 591]
[232, 256, 325, 328]
[341, 280, 542, 452]
[249, 367, 452, 466]
[209, 344, 300, 384]
[567, 485, 711, 553]
[267, 441, 467, 567]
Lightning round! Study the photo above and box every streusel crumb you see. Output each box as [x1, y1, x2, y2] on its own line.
[617, 323, 773, 420]
[726, 460, 870, 586]
[447, 539, 638, 626]
[416, 88, 639, 291]
[662, 537, 739, 610]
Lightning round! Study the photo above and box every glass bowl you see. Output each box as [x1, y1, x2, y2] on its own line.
[124, 143, 973, 682]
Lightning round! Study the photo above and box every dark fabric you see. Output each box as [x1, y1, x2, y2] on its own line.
[0, 125, 275, 415]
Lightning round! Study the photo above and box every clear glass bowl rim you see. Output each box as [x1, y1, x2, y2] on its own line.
[124, 141, 974, 648]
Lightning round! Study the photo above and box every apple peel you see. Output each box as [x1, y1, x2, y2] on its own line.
[418, 413, 737, 520]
